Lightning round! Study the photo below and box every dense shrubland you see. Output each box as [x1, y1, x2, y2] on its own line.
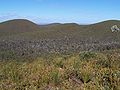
[0, 50, 120, 90]
[0, 38, 120, 60]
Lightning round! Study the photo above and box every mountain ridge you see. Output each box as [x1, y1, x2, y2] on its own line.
[1, 19, 120, 26]
[0, 19, 120, 40]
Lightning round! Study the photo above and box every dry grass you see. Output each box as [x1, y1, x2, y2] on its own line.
[0, 51, 120, 90]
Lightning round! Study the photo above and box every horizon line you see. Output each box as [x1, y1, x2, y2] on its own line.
[0, 18, 120, 25]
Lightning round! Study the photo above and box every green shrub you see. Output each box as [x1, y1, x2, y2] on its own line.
[0, 50, 16, 60]
[50, 70, 61, 86]
[96, 59, 111, 68]
[1, 62, 22, 82]
[80, 72, 92, 83]
[79, 51, 96, 60]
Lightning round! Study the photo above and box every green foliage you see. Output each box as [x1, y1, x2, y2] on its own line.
[80, 71, 92, 83]
[56, 60, 64, 68]
[96, 59, 111, 68]
[50, 70, 61, 86]
[0, 50, 16, 60]
[1, 62, 21, 82]
[79, 51, 96, 60]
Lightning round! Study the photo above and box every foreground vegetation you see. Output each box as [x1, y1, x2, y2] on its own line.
[0, 50, 120, 90]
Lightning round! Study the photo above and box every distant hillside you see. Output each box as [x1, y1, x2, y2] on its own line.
[0, 19, 120, 40]
[84, 20, 120, 41]
[0, 19, 40, 31]
[38, 20, 120, 41]
[0, 19, 40, 37]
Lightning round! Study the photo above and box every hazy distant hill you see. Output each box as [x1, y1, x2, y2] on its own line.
[0, 19, 40, 31]
[0, 19, 120, 41]
[39, 20, 120, 41]
[0, 19, 40, 38]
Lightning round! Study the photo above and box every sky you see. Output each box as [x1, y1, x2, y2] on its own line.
[0, 0, 120, 24]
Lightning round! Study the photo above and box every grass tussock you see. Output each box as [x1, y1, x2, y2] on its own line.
[0, 51, 120, 90]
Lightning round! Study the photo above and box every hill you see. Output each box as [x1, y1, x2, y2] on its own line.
[38, 20, 120, 41]
[0, 19, 120, 59]
[0, 19, 40, 38]
[0, 19, 120, 40]
[0, 19, 40, 31]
